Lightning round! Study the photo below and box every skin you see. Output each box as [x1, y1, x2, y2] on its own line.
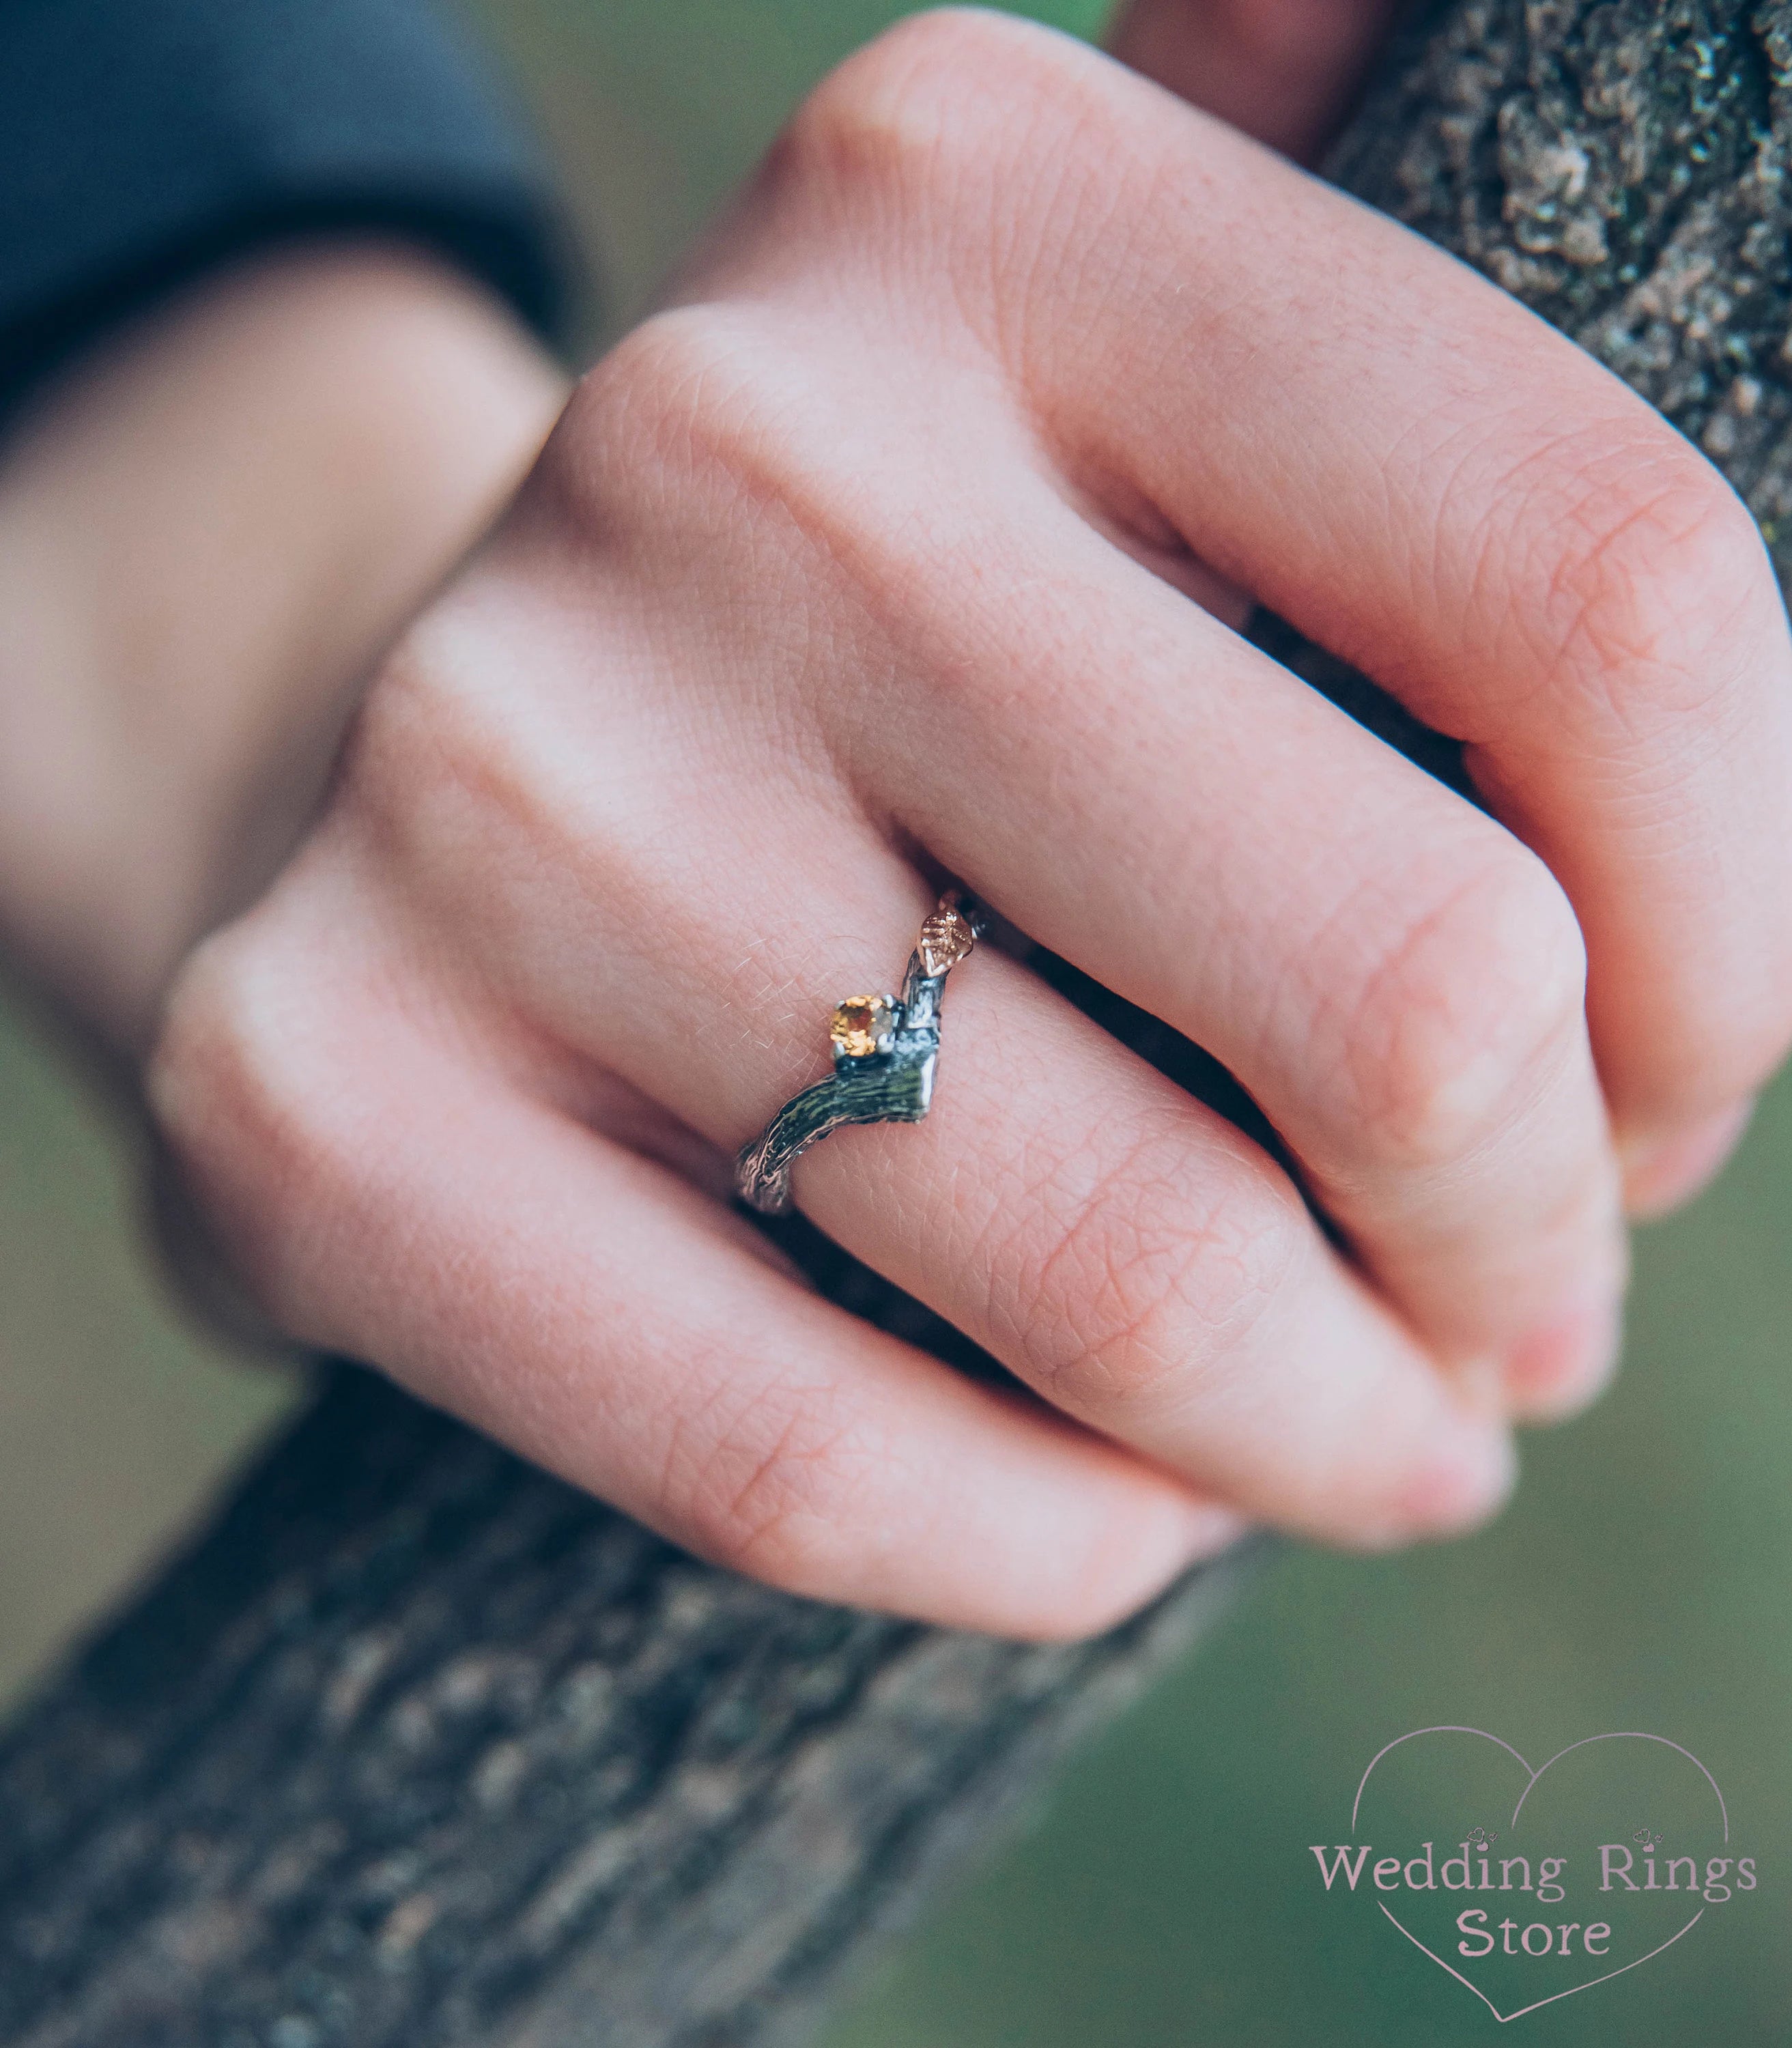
[9, 5, 1792, 1640]
[0, 240, 567, 1053]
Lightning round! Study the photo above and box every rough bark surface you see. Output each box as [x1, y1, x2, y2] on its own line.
[1335, 0, 1792, 562]
[3, 3, 1786, 2045]
[0, 1365, 1253, 2048]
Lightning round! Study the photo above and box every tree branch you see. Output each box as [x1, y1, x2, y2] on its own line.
[3, 3, 1782, 2043]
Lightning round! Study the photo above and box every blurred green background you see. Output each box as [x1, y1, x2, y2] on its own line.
[3, 2, 1788, 2041]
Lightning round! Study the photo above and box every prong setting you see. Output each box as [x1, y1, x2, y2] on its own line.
[829, 994, 898, 1062]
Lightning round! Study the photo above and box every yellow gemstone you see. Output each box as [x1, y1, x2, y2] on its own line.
[830, 994, 895, 1058]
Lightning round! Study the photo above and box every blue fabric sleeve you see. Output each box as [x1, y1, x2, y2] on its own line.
[0, 0, 573, 410]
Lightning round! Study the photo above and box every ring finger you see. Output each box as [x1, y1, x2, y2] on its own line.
[388, 583, 1517, 1546]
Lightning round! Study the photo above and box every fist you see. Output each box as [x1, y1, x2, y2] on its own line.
[151, 12, 1792, 1636]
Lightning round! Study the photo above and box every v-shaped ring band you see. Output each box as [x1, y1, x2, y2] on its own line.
[734, 891, 980, 1215]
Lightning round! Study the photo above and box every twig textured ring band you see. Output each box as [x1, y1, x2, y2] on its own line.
[735, 891, 981, 1214]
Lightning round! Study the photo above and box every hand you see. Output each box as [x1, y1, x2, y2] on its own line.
[150, 10, 1792, 1638]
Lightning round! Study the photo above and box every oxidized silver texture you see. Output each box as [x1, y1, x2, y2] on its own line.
[735, 892, 979, 1214]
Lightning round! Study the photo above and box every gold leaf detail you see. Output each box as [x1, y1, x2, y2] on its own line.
[916, 900, 976, 977]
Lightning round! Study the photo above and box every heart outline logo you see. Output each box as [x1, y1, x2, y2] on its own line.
[1351, 1727, 1728, 2023]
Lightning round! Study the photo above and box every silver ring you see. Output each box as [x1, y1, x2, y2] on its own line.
[735, 891, 980, 1214]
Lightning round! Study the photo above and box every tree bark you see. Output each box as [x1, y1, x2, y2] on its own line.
[0, 1364, 1253, 2048]
[1335, 0, 1792, 573]
[3, 3, 1785, 2043]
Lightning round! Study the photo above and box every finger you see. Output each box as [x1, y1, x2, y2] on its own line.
[151, 921, 1240, 1640]
[979, 35, 1792, 1165]
[367, 597, 1518, 1544]
[788, 937, 1520, 1541]
[1107, 0, 1399, 160]
[537, 294, 1627, 1412]
[772, 15, 1792, 1202]
[840, 489, 1631, 1413]
[655, 928, 1514, 1546]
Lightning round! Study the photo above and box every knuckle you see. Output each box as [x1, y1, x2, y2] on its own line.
[780, 26, 963, 204]
[151, 924, 283, 1185]
[1531, 438, 1776, 720]
[777, 8, 1092, 218]
[336, 629, 552, 899]
[565, 303, 801, 509]
[332, 639, 443, 827]
[1342, 850, 1588, 1171]
[147, 922, 319, 1319]
[1003, 1124, 1302, 1418]
[785, 10, 1028, 182]
[147, 920, 339, 1329]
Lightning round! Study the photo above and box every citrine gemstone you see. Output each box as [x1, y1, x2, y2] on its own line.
[830, 994, 896, 1058]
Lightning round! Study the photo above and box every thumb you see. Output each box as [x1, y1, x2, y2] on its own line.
[1107, 0, 1402, 163]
